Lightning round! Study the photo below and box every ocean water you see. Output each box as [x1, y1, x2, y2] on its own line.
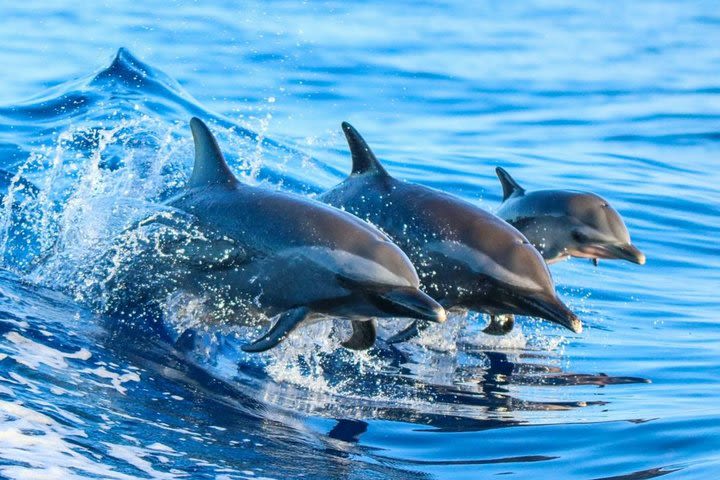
[0, 1, 719, 479]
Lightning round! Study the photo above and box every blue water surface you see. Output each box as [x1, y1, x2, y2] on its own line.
[0, 1, 719, 479]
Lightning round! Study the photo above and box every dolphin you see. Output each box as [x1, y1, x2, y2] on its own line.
[104, 118, 445, 352]
[319, 122, 582, 342]
[495, 167, 646, 266]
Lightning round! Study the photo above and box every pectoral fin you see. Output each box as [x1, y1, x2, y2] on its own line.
[242, 307, 310, 353]
[482, 314, 515, 335]
[174, 329, 197, 352]
[341, 320, 377, 350]
[386, 320, 429, 344]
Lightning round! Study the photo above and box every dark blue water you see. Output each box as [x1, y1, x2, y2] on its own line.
[1, 2, 719, 478]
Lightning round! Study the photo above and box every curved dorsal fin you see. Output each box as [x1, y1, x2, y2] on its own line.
[341, 122, 389, 177]
[188, 117, 238, 188]
[495, 167, 525, 201]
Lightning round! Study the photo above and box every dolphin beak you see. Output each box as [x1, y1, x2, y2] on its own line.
[574, 242, 646, 265]
[371, 287, 446, 323]
[522, 293, 583, 333]
[608, 243, 646, 265]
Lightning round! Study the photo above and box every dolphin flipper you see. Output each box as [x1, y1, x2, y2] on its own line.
[242, 306, 310, 352]
[174, 329, 197, 352]
[495, 167, 526, 201]
[482, 314, 515, 335]
[341, 320, 377, 350]
[386, 320, 428, 344]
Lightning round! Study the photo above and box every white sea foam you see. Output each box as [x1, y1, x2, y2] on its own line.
[0, 400, 136, 480]
[103, 442, 178, 479]
[4, 331, 92, 370]
[81, 366, 141, 395]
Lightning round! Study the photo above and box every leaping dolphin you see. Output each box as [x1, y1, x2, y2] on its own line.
[320, 122, 582, 342]
[104, 118, 445, 352]
[495, 167, 646, 266]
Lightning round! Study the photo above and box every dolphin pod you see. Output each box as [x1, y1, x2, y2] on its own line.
[106, 117, 446, 352]
[495, 167, 646, 266]
[320, 122, 582, 342]
[109, 118, 646, 353]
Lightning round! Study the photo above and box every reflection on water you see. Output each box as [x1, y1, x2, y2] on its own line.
[253, 340, 647, 435]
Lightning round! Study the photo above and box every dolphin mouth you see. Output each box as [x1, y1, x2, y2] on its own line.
[370, 287, 446, 323]
[519, 293, 583, 333]
[572, 243, 646, 265]
[606, 243, 646, 265]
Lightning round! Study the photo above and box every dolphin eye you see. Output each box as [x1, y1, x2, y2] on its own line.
[572, 230, 589, 243]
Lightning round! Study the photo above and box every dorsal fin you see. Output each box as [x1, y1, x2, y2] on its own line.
[341, 122, 389, 177]
[188, 117, 238, 188]
[495, 167, 525, 201]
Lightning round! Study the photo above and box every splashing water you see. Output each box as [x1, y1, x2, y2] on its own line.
[0, 49, 564, 395]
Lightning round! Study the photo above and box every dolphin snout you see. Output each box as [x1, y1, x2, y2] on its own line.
[523, 293, 583, 333]
[610, 243, 646, 265]
[574, 242, 646, 265]
[372, 287, 446, 323]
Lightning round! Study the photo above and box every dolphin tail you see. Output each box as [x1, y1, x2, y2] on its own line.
[241, 306, 310, 352]
[495, 167, 526, 201]
[341, 122, 390, 177]
[386, 320, 429, 344]
[341, 320, 377, 350]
